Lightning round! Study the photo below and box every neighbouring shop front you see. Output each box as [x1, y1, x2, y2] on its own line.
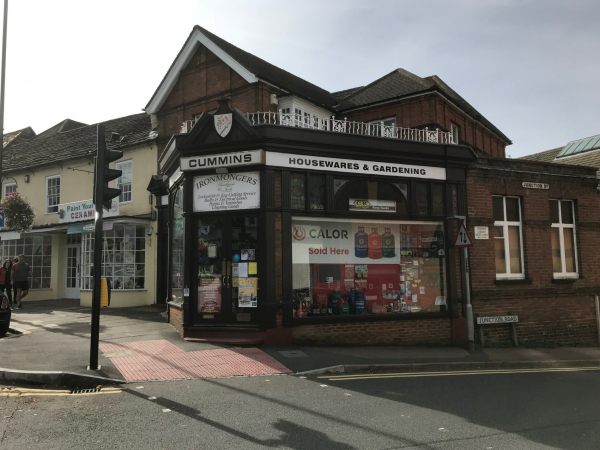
[162, 109, 475, 344]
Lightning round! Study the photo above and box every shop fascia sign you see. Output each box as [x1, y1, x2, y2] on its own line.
[265, 152, 446, 180]
[58, 199, 119, 224]
[180, 150, 264, 171]
[180, 150, 446, 181]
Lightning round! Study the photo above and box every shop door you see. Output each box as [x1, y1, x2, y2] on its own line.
[64, 239, 81, 299]
[196, 215, 259, 324]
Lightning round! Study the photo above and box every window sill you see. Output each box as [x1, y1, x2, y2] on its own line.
[494, 278, 531, 285]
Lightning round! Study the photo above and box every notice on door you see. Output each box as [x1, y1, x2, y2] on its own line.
[198, 276, 222, 313]
[238, 277, 258, 308]
[193, 171, 260, 212]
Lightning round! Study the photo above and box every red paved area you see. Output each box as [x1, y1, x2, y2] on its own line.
[99, 340, 291, 381]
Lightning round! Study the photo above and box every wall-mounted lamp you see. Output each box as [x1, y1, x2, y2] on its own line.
[24, 175, 30, 183]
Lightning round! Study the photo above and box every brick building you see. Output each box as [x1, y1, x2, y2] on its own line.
[146, 26, 600, 346]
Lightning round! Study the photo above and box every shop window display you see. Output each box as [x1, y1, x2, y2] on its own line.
[81, 224, 146, 290]
[292, 217, 446, 318]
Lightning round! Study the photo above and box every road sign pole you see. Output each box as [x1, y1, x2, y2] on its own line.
[449, 215, 475, 352]
[463, 244, 474, 352]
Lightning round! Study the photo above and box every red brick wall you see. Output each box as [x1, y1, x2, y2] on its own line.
[291, 319, 453, 345]
[467, 159, 600, 345]
[345, 94, 507, 158]
[157, 46, 277, 138]
[168, 304, 184, 337]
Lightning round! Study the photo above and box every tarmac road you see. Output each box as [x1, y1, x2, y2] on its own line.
[2, 368, 600, 449]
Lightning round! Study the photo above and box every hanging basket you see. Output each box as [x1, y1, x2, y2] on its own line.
[2, 193, 35, 231]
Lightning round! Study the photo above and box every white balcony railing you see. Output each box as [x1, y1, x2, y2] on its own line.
[243, 112, 456, 145]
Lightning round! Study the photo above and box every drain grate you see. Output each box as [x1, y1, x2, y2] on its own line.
[71, 387, 103, 395]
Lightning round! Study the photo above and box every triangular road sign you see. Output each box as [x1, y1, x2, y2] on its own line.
[454, 222, 472, 247]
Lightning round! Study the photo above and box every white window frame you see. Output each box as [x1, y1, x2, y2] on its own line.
[368, 117, 397, 138]
[450, 123, 459, 144]
[2, 181, 17, 198]
[493, 195, 525, 280]
[116, 160, 133, 203]
[46, 175, 61, 214]
[551, 199, 578, 279]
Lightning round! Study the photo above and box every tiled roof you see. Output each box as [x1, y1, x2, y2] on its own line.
[36, 119, 88, 138]
[338, 69, 511, 144]
[3, 113, 155, 172]
[3, 127, 35, 148]
[519, 147, 563, 163]
[341, 69, 432, 107]
[520, 145, 600, 169]
[148, 25, 509, 145]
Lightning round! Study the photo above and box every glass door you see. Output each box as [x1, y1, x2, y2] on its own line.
[64, 235, 81, 299]
[196, 215, 259, 324]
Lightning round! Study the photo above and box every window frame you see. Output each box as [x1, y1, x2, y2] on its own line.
[2, 181, 17, 198]
[368, 117, 397, 138]
[45, 175, 61, 214]
[116, 159, 133, 203]
[450, 123, 459, 144]
[493, 195, 525, 280]
[550, 199, 578, 279]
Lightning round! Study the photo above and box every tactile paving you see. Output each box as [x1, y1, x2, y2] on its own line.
[100, 340, 290, 381]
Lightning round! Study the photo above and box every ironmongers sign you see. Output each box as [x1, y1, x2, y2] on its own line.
[193, 171, 260, 212]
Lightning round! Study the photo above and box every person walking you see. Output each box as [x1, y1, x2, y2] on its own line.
[12, 257, 18, 305]
[0, 259, 13, 307]
[12, 255, 30, 309]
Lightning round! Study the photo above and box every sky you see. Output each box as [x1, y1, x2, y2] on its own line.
[1, 0, 599, 158]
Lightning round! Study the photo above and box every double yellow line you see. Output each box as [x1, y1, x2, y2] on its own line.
[320, 366, 600, 381]
[0, 387, 122, 397]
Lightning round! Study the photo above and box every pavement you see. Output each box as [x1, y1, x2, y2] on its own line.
[2, 299, 600, 388]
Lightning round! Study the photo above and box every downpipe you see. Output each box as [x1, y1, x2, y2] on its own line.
[595, 295, 600, 346]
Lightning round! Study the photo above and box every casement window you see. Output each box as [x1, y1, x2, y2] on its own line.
[117, 160, 133, 203]
[2, 182, 16, 198]
[450, 123, 460, 144]
[550, 199, 578, 278]
[46, 175, 61, 214]
[493, 195, 524, 279]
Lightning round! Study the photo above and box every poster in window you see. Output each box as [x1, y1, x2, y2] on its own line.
[198, 276, 222, 313]
[238, 277, 258, 308]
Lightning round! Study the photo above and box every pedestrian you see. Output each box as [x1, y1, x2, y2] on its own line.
[12, 255, 30, 309]
[0, 259, 13, 307]
[12, 257, 18, 305]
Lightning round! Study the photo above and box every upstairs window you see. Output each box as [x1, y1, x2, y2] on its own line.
[46, 175, 61, 214]
[2, 182, 16, 199]
[550, 199, 578, 278]
[493, 195, 524, 279]
[368, 118, 396, 138]
[117, 160, 133, 203]
[450, 123, 460, 144]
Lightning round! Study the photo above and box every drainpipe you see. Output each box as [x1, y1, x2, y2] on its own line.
[595, 295, 600, 346]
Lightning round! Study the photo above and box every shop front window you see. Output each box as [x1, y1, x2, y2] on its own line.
[0, 236, 52, 289]
[171, 186, 185, 302]
[81, 224, 146, 290]
[291, 217, 446, 318]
